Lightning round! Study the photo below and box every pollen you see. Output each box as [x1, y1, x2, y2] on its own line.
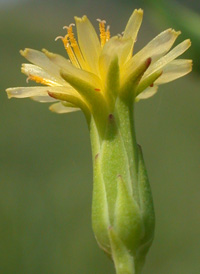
[55, 34, 80, 68]
[97, 19, 110, 47]
[26, 75, 57, 86]
[63, 24, 76, 47]
[63, 24, 86, 69]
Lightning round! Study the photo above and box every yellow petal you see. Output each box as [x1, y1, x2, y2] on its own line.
[49, 102, 80, 114]
[21, 63, 66, 86]
[123, 9, 143, 57]
[6, 86, 83, 107]
[136, 85, 158, 100]
[155, 59, 192, 84]
[6, 86, 50, 98]
[123, 29, 181, 79]
[31, 96, 58, 103]
[42, 49, 70, 68]
[20, 48, 60, 76]
[43, 49, 101, 88]
[123, 9, 143, 41]
[146, 40, 191, 79]
[75, 15, 101, 74]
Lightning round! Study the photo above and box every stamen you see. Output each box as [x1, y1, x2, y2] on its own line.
[63, 23, 75, 29]
[26, 75, 58, 86]
[105, 25, 110, 42]
[55, 36, 64, 41]
[64, 24, 86, 69]
[63, 25, 77, 48]
[97, 19, 107, 47]
[55, 34, 80, 68]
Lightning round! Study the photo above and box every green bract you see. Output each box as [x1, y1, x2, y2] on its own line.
[90, 95, 155, 273]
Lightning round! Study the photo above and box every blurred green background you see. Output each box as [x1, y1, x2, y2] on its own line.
[0, 0, 199, 273]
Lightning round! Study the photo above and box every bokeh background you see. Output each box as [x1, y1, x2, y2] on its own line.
[0, 0, 199, 273]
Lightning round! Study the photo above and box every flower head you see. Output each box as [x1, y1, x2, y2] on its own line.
[6, 9, 192, 121]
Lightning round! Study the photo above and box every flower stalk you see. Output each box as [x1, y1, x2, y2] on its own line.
[90, 94, 155, 274]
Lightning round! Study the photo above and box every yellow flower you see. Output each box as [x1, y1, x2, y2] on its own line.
[5, 10, 193, 272]
[6, 9, 192, 117]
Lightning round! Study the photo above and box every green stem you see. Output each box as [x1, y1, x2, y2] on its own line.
[115, 257, 136, 274]
[89, 97, 154, 274]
